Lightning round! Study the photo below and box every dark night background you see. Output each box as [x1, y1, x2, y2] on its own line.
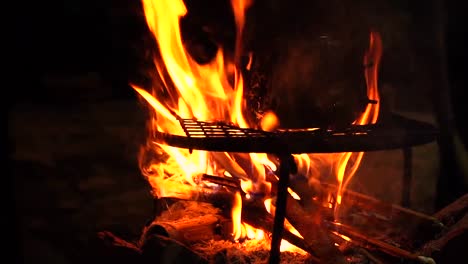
[8, 0, 467, 263]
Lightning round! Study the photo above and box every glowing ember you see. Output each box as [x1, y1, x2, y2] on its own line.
[133, 0, 382, 254]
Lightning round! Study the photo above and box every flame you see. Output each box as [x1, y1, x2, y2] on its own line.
[135, 0, 382, 253]
[232, 191, 243, 241]
[291, 32, 382, 221]
[332, 231, 352, 242]
[264, 198, 307, 253]
[333, 31, 383, 218]
[136, 0, 276, 246]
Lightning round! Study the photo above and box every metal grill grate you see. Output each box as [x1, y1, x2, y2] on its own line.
[178, 118, 274, 138]
[152, 113, 438, 154]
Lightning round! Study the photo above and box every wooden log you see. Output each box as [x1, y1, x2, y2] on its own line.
[264, 169, 345, 263]
[328, 222, 435, 263]
[419, 214, 467, 257]
[418, 194, 468, 263]
[320, 183, 443, 225]
[319, 182, 445, 243]
[242, 199, 321, 263]
[158, 183, 321, 261]
[211, 152, 250, 180]
[143, 214, 229, 246]
[433, 193, 468, 226]
[283, 195, 347, 264]
[156, 185, 235, 210]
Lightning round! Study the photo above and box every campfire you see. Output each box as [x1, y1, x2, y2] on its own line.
[95, 0, 466, 263]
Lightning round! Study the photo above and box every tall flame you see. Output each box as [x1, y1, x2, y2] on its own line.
[136, 0, 275, 242]
[334, 31, 382, 219]
[292, 32, 383, 220]
[135, 0, 382, 250]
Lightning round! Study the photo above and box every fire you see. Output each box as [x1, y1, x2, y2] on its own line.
[291, 31, 382, 221]
[134, 0, 382, 254]
[136, 0, 272, 244]
[334, 31, 383, 218]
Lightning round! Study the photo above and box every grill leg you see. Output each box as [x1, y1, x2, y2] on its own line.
[268, 154, 292, 264]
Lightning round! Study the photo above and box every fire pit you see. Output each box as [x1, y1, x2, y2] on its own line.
[92, 0, 465, 264]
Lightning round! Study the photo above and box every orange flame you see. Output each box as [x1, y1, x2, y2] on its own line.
[334, 31, 383, 219]
[136, 0, 274, 244]
[135, 0, 382, 252]
[290, 32, 382, 221]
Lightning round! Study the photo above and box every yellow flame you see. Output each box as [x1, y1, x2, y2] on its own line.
[136, 0, 382, 252]
[264, 198, 307, 253]
[232, 191, 243, 241]
[136, 0, 285, 248]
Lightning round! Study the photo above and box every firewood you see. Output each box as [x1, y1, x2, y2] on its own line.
[156, 184, 235, 209]
[328, 222, 435, 263]
[319, 182, 445, 243]
[433, 193, 468, 226]
[264, 168, 345, 263]
[283, 196, 347, 264]
[418, 194, 468, 263]
[143, 214, 229, 246]
[320, 183, 443, 226]
[241, 199, 321, 263]
[160, 183, 321, 261]
[419, 214, 467, 259]
[212, 152, 250, 180]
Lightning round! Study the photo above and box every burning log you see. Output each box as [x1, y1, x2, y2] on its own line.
[200, 174, 240, 189]
[143, 214, 230, 246]
[263, 168, 346, 263]
[151, 175, 323, 261]
[241, 199, 321, 263]
[212, 152, 250, 181]
[155, 184, 235, 210]
[283, 196, 347, 264]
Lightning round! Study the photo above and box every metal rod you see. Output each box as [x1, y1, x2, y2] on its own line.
[402, 147, 413, 207]
[268, 154, 292, 264]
